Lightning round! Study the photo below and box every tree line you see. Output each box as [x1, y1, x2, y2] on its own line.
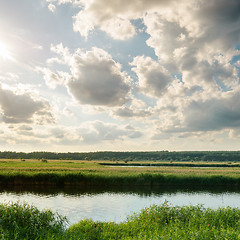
[1, 151, 240, 162]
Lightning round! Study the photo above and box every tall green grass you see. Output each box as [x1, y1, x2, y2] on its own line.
[66, 202, 240, 239]
[1, 170, 240, 188]
[1, 202, 240, 239]
[0, 202, 67, 239]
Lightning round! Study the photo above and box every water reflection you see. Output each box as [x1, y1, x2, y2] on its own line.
[0, 186, 240, 225]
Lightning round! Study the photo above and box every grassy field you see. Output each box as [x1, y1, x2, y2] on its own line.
[1, 160, 240, 239]
[0, 159, 240, 188]
[1, 202, 240, 239]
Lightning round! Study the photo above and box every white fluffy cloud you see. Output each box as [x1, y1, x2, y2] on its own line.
[59, 0, 240, 96]
[0, 85, 54, 124]
[36, 67, 67, 89]
[151, 88, 240, 140]
[143, 1, 240, 90]
[27, 0, 240, 150]
[131, 56, 173, 98]
[50, 46, 132, 106]
[71, 0, 179, 40]
[48, 3, 56, 12]
[73, 12, 136, 40]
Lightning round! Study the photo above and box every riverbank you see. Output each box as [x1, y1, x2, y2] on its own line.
[99, 162, 240, 167]
[0, 159, 240, 188]
[1, 202, 240, 239]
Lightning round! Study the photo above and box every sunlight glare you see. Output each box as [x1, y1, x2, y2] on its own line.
[0, 41, 13, 61]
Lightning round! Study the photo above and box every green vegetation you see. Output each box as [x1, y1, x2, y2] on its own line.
[67, 202, 240, 240]
[1, 202, 240, 239]
[1, 157, 240, 239]
[0, 159, 240, 188]
[1, 150, 240, 162]
[0, 202, 66, 239]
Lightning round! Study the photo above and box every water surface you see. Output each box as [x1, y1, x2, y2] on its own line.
[0, 186, 239, 225]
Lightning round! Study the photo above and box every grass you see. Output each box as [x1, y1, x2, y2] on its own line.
[1, 160, 240, 239]
[66, 202, 240, 239]
[0, 159, 240, 188]
[0, 202, 66, 239]
[1, 202, 240, 239]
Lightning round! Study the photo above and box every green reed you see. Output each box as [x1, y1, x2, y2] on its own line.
[0, 170, 240, 188]
[0, 202, 67, 239]
[66, 202, 240, 240]
[1, 202, 240, 239]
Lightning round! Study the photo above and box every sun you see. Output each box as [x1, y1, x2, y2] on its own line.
[0, 41, 13, 61]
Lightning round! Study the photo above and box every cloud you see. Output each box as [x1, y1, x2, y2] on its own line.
[113, 106, 151, 118]
[0, 85, 54, 124]
[78, 121, 142, 144]
[71, 0, 177, 40]
[49, 0, 240, 91]
[66, 47, 131, 106]
[142, 1, 240, 89]
[48, 0, 240, 94]
[46, 0, 80, 5]
[18, 125, 33, 131]
[98, 18, 136, 40]
[36, 67, 67, 89]
[151, 89, 240, 140]
[0, 120, 143, 150]
[46, 44, 132, 108]
[48, 3, 56, 12]
[131, 56, 173, 98]
[73, 12, 136, 40]
[183, 91, 240, 132]
[40, 0, 240, 149]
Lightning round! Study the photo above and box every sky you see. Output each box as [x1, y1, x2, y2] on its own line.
[0, 0, 240, 152]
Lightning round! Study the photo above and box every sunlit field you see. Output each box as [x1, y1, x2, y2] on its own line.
[1, 159, 240, 239]
[0, 159, 240, 188]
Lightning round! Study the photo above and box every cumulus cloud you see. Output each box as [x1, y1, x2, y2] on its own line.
[73, 12, 136, 40]
[36, 67, 68, 89]
[131, 56, 173, 98]
[48, 0, 240, 93]
[142, 1, 240, 90]
[112, 96, 152, 118]
[151, 89, 240, 140]
[66, 47, 131, 106]
[42, 0, 240, 145]
[0, 85, 54, 124]
[183, 91, 240, 132]
[71, 0, 179, 40]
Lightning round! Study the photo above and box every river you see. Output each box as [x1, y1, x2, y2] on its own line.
[0, 186, 239, 226]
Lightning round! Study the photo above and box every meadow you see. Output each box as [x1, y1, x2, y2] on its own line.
[1, 159, 240, 239]
[0, 159, 240, 188]
[1, 201, 240, 239]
